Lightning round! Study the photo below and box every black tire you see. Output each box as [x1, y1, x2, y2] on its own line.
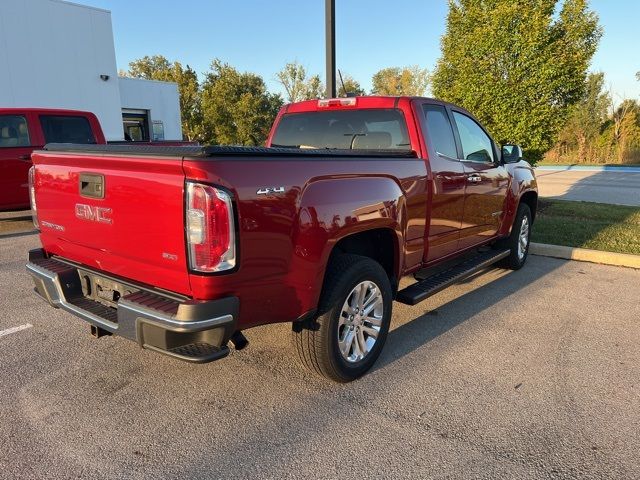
[292, 254, 393, 382]
[497, 203, 532, 270]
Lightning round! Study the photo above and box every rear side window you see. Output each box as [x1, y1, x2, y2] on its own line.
[452, 111, 494, 163]
[423, 105, 457, 159]
[271, 109, 411, 150]
[0, 115, 30, 147]
[40, 115, 96, 144]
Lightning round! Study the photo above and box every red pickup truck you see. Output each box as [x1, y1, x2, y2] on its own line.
[0, 108, 105, 211]
[0, 108, 195, 211]
[26, 96, 537, 382]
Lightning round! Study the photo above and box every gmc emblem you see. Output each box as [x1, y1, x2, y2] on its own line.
[75, 203, 112, 224]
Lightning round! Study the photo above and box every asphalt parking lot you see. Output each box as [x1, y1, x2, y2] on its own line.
[1, 233, 639, 479]
[536, 169, 640, 206]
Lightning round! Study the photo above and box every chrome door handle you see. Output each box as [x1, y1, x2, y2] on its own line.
[467, 174, 482, 184]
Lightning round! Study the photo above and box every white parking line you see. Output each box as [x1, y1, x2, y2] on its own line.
[0, 323, 33, 338]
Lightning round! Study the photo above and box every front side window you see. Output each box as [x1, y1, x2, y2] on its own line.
[0, 115, 30, 147]
[40, 115, 95, 144]
[452, 111, 494, 163]
[271, 109, 411, 151]
[423, 104, 457, 159]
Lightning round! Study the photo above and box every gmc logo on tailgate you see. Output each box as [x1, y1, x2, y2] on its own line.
[75, 203, 112, 224]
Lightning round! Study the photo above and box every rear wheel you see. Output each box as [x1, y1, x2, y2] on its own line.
[292, 254, 392, 382]
[498, 203, 532, 270]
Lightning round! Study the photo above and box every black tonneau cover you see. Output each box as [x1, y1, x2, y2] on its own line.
[41, 143, 417, 159]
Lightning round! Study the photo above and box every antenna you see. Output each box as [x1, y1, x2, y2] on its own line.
[338, 69, 346, 97]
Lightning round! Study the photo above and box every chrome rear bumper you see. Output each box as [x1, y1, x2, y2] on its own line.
[26, 249, 238, 363]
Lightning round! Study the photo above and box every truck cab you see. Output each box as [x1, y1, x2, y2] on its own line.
[267, 96, 536, 266]
[0, 108, 105, 211]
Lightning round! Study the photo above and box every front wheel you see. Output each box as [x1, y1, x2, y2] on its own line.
[498, 203, 532, 270]
[292, 254, 393, 382]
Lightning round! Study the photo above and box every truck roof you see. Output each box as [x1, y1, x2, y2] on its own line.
[282, 95, 454, 113]
[281, 95, 473, 121]
[0, 107, 98, 116]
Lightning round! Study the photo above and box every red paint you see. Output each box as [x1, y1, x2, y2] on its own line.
[31, 96, 537, 331]
[0, 108, 105, 211]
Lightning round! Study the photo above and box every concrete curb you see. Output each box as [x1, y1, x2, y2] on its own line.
[530, 242, 640, 269]
[535, 165, 640, 173]
[0, 210, 32, 220]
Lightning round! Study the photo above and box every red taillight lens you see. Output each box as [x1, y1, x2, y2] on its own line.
[186, 182, 235, 272]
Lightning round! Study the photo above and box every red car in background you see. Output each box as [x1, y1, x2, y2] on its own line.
[0, 108, 105, 211]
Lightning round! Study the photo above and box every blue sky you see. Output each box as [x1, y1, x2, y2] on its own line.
[84, 0, 639, 101]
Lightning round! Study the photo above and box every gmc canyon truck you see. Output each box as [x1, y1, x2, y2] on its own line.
[26, 96, 537, 382]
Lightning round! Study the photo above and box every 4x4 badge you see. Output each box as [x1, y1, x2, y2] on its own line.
[257, 186, 285, 195]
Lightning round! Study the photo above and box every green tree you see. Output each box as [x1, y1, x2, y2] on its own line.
[124, 55, 203, 141]
[432, 0, 601, 161]
[276, 61, 324, 102]
[305, 74, 325, 99]
[201, 59, 283, 145]
[557, 72, 610, 161]
[339, 74, 366, 96]
[371, 66, 429, 96]
[611, 99, 640, 162]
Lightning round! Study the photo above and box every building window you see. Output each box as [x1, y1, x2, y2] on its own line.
[152, 121, 165, 141]
[122, 110, 150, 141]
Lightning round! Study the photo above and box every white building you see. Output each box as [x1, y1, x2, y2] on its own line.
[0, 0, 182, 141]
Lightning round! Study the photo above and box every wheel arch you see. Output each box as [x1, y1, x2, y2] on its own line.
[519, 190, 538, 222]
[328, 228, 401, 292]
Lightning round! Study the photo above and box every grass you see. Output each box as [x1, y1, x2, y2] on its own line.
[531, 199, 640, 255]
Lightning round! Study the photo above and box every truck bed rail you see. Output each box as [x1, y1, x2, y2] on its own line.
[41, 143, 418, 159]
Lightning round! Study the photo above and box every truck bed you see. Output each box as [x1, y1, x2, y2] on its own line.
[41, 143, 418, 159]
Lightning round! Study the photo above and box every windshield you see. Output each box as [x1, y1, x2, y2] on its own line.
[271, 108, 411, 150]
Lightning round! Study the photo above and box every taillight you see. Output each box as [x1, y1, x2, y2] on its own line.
[28, 166, 38, 229]
[185, 182, 236, 272]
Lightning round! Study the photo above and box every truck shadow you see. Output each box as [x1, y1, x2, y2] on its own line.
[377, 255, 563, 371]
[175, 256, 569, 478]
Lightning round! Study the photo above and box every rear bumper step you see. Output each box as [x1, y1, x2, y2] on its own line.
[396, 249, 510, 305]
[26, 249, 237, 363]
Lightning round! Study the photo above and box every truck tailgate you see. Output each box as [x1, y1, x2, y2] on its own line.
[32, 151, 191, 296]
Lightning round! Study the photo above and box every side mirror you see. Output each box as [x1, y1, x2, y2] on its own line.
[502, 144, 523, 164]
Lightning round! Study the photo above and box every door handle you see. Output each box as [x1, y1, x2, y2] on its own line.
[467, 174, 482, 184]
[18, 154, 32, 162]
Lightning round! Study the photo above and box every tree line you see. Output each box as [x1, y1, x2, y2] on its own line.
[546, 73, 640, 164]
[121, 57, 428, 146]
[123, 0, 638, 164]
